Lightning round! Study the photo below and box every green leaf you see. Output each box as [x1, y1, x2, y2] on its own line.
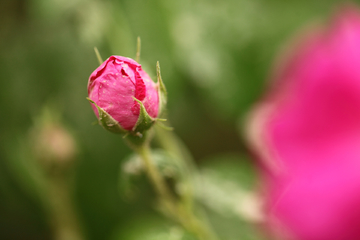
[87, 98, 127, 134]
[191, 154, 264, 240]
[195, 153, 263, 223]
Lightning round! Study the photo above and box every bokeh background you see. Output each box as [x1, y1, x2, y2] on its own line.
[0, 0, 351, 239]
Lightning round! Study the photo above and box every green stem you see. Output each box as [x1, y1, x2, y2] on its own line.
[137, 144, 177, 215]
[154, 125, 220, 240]
[135, 143, 218, 240]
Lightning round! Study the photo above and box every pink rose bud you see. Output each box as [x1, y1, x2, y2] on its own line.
[87, 56, 160, 133]
[246, 7, 360, 240]
[33, 124, 76, 170]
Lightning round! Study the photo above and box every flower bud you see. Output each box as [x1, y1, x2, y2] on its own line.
[87, 56, 160, 134]
[35, 125, 76, 165]
[30, 107, 77, 173]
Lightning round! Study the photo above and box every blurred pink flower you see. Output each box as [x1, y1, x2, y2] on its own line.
[88, 56, 159, 130]
[247, 8, 360, 240]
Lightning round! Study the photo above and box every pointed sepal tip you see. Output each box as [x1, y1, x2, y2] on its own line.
[132, 97, 156, 134]
[87, 97, 127, 134]
[156, 61, 167, 115]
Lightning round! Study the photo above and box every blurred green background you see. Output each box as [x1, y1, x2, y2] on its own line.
[0, 0, 350, 239]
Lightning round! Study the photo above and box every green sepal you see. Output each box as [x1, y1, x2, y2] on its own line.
[156, 61, 167, 115]
[156, 121, 174, 131]
[132, 97, 156, 133]
[87, 98, 127, 134]
[94, 47, 103, 65]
